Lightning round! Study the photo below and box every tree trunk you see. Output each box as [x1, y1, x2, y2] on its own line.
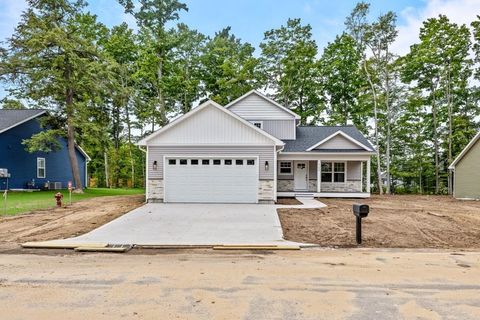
[64, 63, 83, 193]
[157, 53, 168, 126]
[125, 102, 135, 188]
[363, 61, 383, 194]
[446, 66, 453, 195]
[104, 150, 109, 188]
[431, 85, 440, 194]
[384, 62, 391, 195]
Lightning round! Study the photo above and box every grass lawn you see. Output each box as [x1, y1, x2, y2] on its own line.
[1, 188, 145, 216]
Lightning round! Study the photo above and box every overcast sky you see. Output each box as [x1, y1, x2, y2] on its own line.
[1, 0, 480, 100]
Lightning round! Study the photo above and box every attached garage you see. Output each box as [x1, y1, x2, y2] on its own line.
[138, 100, 284, 204]
[164, 157, 258, 203]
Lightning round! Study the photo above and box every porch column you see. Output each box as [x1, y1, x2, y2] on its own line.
[366, 159, 371, 193]
[317, 160, 321, 192]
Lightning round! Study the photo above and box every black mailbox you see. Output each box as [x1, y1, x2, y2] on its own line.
[353, 204, 369, 218]
[353, 204, 369, 244]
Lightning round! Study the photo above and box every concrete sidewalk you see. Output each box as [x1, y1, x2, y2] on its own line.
[50, 203, 302, 246]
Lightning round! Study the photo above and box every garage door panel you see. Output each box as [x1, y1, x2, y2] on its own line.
[164, 157, 258, 203]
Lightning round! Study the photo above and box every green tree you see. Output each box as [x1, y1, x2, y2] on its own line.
[169, 23, 206, 114]
[201, 27, 260, 105]
[346, 2, 398, 194]
[120, 0, 188, 127]
[401, 15, 472, 194]
[0, 0, 111, 192]
[103, 23, 138, 187]
[0, 98, 25, 109]
[260, 18, 320, 123]
[318, 33, 364, 127]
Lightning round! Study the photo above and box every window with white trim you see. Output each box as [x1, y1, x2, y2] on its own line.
[251, 121, 263, 129]
[321, 162, 345, 183]
[37, 157, 46, 178]
[279, 161, 292, 175]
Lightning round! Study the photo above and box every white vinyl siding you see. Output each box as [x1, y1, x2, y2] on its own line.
[261, 120, 296, 140]
[164, 157, 258, 203]
[228, 93, 295, 120]
[37, 157, 45, 178]
[148, 146, 275, 180]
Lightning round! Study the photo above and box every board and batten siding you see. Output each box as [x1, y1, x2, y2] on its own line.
[228, 93, 295, 120]
[260, 120, 295, 140]
[148, 146, 275, 180]
[146, 104, 273, 145]
[454, 138, 480, 199]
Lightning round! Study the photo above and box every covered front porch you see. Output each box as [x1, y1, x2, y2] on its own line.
[276, 155, 371, 198]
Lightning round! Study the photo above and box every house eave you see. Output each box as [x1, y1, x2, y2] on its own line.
[0, 110, 47, 135]
[449, 131, 480, 169]
[138, 99, 285, 147]
[224, 89, 301, 120]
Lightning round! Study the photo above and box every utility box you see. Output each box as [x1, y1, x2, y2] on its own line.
[353, 204, 369, 218]
[0, 168, 10, 178]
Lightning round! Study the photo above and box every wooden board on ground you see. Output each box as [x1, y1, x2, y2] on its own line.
[74, 244, 133, 253]
[213, 245, 300, 250]
[21, 242, 108, 249]
[137, 245, 214, 249]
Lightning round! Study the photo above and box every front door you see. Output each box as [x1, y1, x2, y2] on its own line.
[294, 161, 308, 191]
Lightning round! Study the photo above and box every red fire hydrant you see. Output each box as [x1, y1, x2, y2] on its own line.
[54, 192, 63, 207]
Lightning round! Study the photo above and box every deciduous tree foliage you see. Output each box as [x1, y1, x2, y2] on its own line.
[1, 1, 478, 194]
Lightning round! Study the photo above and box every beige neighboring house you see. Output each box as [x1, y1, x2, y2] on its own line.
[448, 131, 480, 200]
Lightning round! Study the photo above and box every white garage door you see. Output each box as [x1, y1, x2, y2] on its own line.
[164, 157, 259, 203]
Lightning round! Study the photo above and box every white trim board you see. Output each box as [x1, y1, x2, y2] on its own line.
[305, 130, 373, 152]
[137, 100, 284, 146]
[224, 90, 301, 120]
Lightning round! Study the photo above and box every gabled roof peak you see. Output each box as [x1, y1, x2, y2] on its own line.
[225, 89, 301, 120]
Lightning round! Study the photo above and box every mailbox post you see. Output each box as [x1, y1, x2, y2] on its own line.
[352, 204, 369, 244]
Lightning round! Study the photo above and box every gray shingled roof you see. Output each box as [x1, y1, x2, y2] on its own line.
[282, 126, 375, 152]
[0, 109, 46, 133]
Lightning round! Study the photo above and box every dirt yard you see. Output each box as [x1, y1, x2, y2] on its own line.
[278, 195, 480, 248]
[0, 195, 144, 251]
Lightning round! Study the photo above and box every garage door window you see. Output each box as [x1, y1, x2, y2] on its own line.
[180, 159, 187, 165]
[224, 159, 232, 165]
[191, 159, 199, 165]
[202, 159, 209, 165]
[247, 160, 255, 165]
[236, 159, 243, 165]
[213, 159, 221, 165]
[168, 159, 176, 165]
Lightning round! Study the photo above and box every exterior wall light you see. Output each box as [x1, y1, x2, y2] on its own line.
[265, 161, 269, 171]
[153, 160, 158, 170]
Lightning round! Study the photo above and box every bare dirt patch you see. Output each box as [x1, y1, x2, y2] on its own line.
[276, 197, 302, 205]
[278, 195, 480, 248]
[0, 195, 144, 252]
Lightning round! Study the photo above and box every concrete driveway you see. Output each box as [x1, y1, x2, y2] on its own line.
[53, 203, 298, 246]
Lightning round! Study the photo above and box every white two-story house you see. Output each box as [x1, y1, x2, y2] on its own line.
[139, 90, 375, 203]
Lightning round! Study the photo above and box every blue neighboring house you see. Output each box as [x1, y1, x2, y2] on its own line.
[0, 109, 90, 190]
